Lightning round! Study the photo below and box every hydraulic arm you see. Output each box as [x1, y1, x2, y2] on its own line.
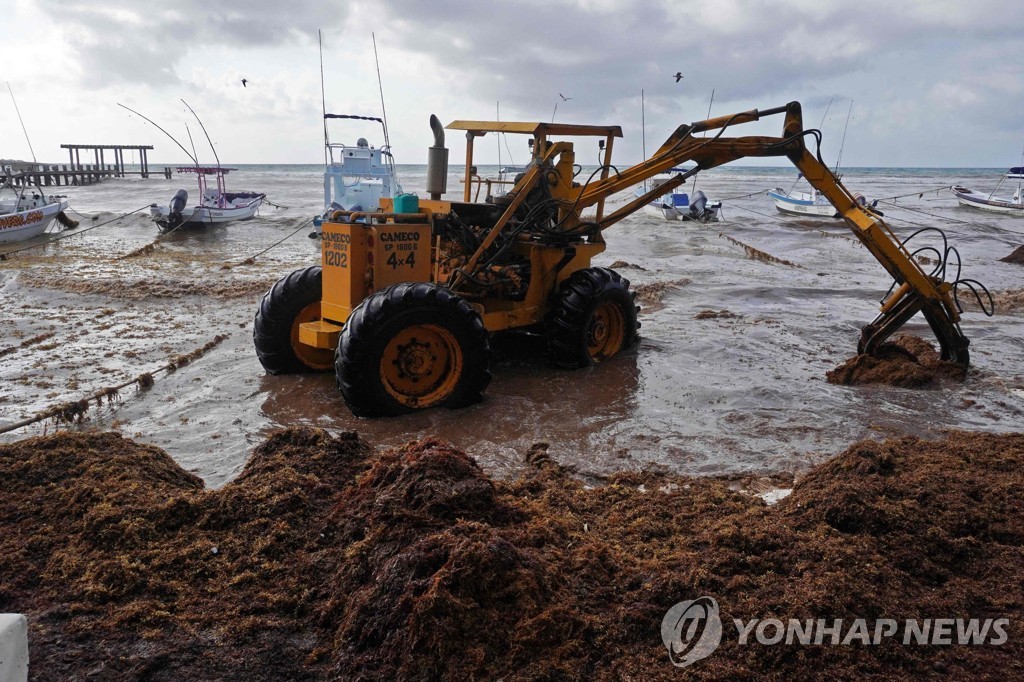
[490, 101, 972, 364]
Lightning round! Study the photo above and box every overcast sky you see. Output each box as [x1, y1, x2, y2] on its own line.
[2, 0, 1022, 167]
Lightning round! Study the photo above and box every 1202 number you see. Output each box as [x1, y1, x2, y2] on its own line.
[326, 250, 348, 268]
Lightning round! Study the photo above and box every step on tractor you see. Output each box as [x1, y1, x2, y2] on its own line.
[254, 102, 979, 417]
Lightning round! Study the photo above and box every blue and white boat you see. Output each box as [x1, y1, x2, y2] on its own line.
[768, 185, 839, 218]
[953, 158, 1024, 215]
[637, 169, 721, 221]
[313, 113, 401, 236]
[952, 183, 1023, 215]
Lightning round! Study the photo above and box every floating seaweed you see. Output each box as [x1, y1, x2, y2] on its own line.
[0, 331, 56, 359]
[0, 334, 229, 435]
[719, 233, 800, 267]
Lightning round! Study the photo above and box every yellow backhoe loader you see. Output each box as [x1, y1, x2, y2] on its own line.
[254, 102, 977, 417]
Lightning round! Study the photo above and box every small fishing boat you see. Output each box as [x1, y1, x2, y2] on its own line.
[313, 114, 401, 237]
[0, 182, 71, 243]
[150, 166, 265, 231]
[636, 171, 722, 221]
[951, 184, 1023, 215]
[953, 153, 1024, 215]
[768, 186, 839, 218]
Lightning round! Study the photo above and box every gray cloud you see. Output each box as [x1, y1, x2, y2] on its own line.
[39, 0, 347, 87]
[371, 0, 1022, 119]
[33, 0, 1024, 165]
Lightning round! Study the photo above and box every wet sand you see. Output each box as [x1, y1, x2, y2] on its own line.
[2, 166, 1023, 486]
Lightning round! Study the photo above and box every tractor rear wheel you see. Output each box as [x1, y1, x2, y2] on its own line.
[253, 266, 335, 374]
[547, 267, 639, 368]
[335, 282, 492, 417]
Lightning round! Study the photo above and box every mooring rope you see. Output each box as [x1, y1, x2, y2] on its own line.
[0, 204, 151, 260]
[877, 200, 1000, 228]
[222, 217, 313, 269]
[872, 185, 950, 203]
[0, 334, 229, 435]
[723, 202, 781, 221]
[716, 188, 774, 201]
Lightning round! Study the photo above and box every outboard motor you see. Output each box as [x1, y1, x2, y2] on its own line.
[168, 189, 188, 226]
[689, 189, 709, 220]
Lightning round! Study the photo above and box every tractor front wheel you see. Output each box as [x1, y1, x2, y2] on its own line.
[253, 266, 335, 374]
[335, 282, 492, 417]
[547, 267, 639, 368]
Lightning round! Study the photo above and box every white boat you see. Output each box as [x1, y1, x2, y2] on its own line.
[0, 183, 70, 244]
[150, 166, 265, 231]
[768, 186, 839, 218]
[1006, 167, 1024, 180]
[636, 171, 721, 221]
[313, 113, 400, 236]
[951, 184, 1023, 215]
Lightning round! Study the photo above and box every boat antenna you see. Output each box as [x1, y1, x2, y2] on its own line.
[7, 82, 37, 163]
[184, 123, 201, 168]
[371, 32, 396, 180]
[497, 101, 501, 172]
[692, 88, 714, 193]
[319, 29, 329, 166]
[1017, 141, 1024, 197]
[641, 89, 646, 161]
[818, 97, 834, 130]
[834, 99, 853, 174]
[701, 89, 715, 138]
[117, 103, 197, 165]
[181, 99, 220, 170]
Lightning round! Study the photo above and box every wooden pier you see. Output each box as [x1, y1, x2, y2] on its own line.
[1, 144, 173, 187]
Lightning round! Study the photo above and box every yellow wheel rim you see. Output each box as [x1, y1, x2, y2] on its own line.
[290, 301, 334, 371]
[587, 301, 626, 361]
[380, 324, 463, 408]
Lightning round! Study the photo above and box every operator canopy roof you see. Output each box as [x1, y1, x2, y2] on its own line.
[447, 121, 623, 137]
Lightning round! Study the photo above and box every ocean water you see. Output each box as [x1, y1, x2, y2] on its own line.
[1, 164, 1022, 485]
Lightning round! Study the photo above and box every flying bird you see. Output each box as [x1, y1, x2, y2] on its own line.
[674, 72, 684, 82]
[558, 93, 572, 101]
[241, 78, 249, 87]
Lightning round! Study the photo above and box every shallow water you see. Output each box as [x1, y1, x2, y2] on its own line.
[2, 164, 1022, 485]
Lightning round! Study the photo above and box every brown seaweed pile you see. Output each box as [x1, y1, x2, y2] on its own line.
[2, 428, 1021, 680]
[1000, 245, 1024, 264]
[826, 334, 967, 388]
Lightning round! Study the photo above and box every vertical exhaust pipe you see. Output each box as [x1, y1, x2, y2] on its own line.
[425, 114, 448, 200]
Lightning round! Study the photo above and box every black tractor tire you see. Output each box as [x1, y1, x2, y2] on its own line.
[335, 282, 492, 417]
[253, 266, 334, 374]
[547, 267, 640, 368]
